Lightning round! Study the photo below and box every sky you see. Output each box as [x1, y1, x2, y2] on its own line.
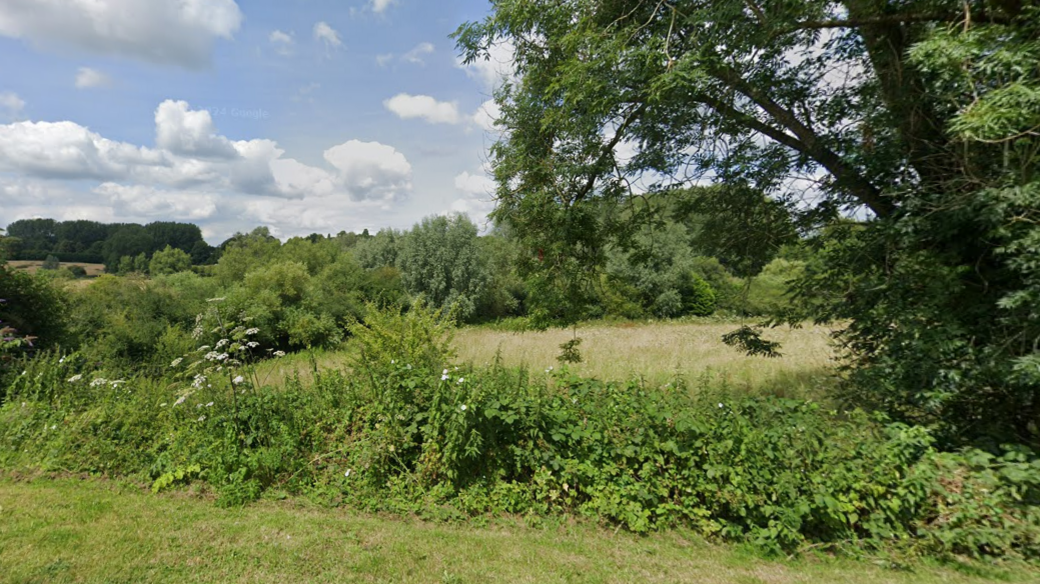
[0, 0, 511, 244]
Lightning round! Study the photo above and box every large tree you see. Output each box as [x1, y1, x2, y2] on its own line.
[456, 0, 1040, 446]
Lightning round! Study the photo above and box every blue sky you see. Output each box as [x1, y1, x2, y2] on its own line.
[0, 0, 509, 243]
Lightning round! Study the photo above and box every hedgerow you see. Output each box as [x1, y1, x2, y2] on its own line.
[1, 303, 1038, 562]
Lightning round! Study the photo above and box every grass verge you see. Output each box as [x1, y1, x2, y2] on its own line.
[0, 475, 1033, 584]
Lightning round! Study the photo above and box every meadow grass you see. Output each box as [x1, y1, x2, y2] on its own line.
[4, 260, 106, 277]
[255, 321, 837, 397]
[455, 320, 837, 396]
[1, 475, 1032, 584]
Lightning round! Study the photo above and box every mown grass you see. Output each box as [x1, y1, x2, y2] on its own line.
[254, 321, 836, 397]
[0, 475, 1032, 584]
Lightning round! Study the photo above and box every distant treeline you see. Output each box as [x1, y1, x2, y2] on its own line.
[3, 218, 218, 269]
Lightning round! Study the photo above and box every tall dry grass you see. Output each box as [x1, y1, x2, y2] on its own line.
[455, 321, 838, 397]
[255, 321, 838, 398]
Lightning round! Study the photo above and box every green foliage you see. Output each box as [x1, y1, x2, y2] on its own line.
[455, 0, 1040, 449]
[396, 214, 488, 322]
[41, 255, 60, 271]
[2, 319, 1039, 560]
[149, 245, 192, 275]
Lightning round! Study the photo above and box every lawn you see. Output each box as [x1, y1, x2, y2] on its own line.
[0, 476, 1031, 584]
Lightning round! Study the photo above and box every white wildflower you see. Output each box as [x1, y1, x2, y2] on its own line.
[197, 415, 206, 422]
[233, 375, 244, 385]
[245, 328, 259, 335]
[90, 378, 108, 388]
[191, 374, 207, 389]
[247, 341, 259, 348]
[344, 469, 352, 477]
[215, 339, 228, 349]
[174, 395, 187, 406]
[59, 357, 65, 364]
[460, 404, 467, 411]
[718, 403, 724, 409]
[170, 357, 183, 367]
[67, 374, 83, 383]
[441, 373, 449, 381]
[206, 402, 214, 407]
[457, 377, 465, 384]
[273, 350, 286, 357]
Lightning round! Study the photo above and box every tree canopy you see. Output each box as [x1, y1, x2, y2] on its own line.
[456, 0, 1040, 446]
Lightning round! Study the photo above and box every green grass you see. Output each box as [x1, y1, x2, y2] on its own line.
[0, 475, 1033, 584]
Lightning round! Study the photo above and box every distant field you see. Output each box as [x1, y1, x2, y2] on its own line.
[5, 260, 106, 277]
[455, 320, 837, 396]
[260, 321, 837, 397]
[0, 476, 1029, 584]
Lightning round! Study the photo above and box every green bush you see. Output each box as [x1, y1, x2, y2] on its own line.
[2, 306, 1038, 561]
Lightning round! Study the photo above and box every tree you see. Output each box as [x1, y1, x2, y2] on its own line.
[397, 214, 489, 321]
[149, 245, 192, 276]
[457, 1, 1040, 446]
[41, 255, 60, 270]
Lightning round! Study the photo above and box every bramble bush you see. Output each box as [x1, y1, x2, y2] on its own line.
[1, 303, 1038, 560]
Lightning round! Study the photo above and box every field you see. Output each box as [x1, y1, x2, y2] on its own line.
[4, 260, 106, 277]
[0, 476, 1030, 584]
[259, 320, 837, 397]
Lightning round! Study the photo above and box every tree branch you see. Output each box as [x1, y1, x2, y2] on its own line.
[781, 12, 1010, 35]
[707, 64, 895, 217]
[573, 103, 648, 204]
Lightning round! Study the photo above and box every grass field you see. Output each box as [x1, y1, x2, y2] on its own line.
[4, 260, 106, 277]
[0, 476, 1031, 584]
[258, 321, 837, 397]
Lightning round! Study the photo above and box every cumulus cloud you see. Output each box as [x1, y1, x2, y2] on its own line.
[0, 91, 25, 120]
[324, 140, 412, 201]
[402, 42, 434, 65]
[369, 0, 397, 14]
[95, 182, 218, 220]
[154, 100, 238, 159]
[313, 21, 342, 49]
[75, 67, 111, 89]
[269, 30, 294, 55]
[472, 99, 502, 132]
[0, 99, 414, 217]
[384, 93, 462, 125]
[454, 170, 495, 196]
[0, 0, 242, 69]
[457, 39, 516, 90]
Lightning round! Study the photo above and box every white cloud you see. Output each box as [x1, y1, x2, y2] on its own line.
[0, 0, 243, 69]
[384, 93, 462, 125]
[0, 91, 25, 120]
[154, 100, 238, 159]
[454, 171, 495, 196]
[269, 30, 295, 55]
[457, 39, 516, 91]
[95, 182, 218, 220]
[0, 100, 414, 209]
[375, 52, 394, 67]
[472, 99, 502, 132]
[324, 140, 412, 202]
[75, 67, 111, 89]
[313, 21, 342, 49]
[369, 0, 397, 14]
[402, 42, 434, 65]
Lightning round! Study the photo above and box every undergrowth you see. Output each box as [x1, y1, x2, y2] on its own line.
[1, 303, 1038, 563]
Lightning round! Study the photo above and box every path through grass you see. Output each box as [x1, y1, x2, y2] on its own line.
[0, 477, 1031, 584]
